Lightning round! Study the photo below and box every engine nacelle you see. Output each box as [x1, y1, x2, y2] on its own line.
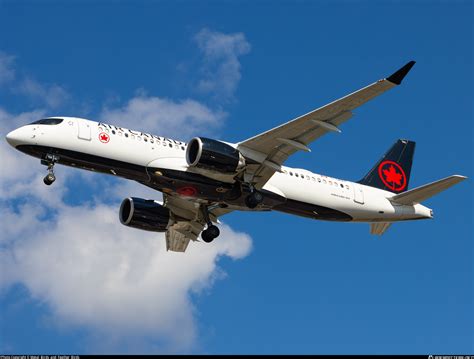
[119, 197, 171, 232]
[186, 137, 245, 174]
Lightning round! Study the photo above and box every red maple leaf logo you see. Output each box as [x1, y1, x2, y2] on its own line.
[378, 160, 407, 191]
[99, 132, 110, 143]
[383, 165, 402, 185]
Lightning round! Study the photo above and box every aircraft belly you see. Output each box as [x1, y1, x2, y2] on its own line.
[267, 175, 353, 221]
[16, 144, 151, 182]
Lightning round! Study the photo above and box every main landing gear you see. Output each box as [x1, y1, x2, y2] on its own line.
[200, 205, 220, 243]
[41, 154, 59, 186]
[202, 225, 220, 243]
[245, 189, 264, 209]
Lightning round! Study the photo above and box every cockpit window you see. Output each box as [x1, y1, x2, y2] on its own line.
[30, 118, 63, 125]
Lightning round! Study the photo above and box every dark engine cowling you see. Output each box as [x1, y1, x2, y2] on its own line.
[186, 137, 245, 174]
[119, 197, 171, 232]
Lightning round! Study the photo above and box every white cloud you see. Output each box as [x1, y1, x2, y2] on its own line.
[0, 30, 253, 351]
[100, 94, 225, 141]
[0, 106, 253, 351]
[195, 28, 251, 102]
[0, 202, 251, 351]
[15, 77, 69, 109]
[0, 51, 15, 85]
[0, 74, 250, 355]
[0, 50, 68, 108]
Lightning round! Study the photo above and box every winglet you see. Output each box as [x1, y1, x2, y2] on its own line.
[386, 61, 416, 85]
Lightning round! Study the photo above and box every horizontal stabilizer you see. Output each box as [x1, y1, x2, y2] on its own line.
[389, 175, 467, 205]
[370, 222, 392, 235]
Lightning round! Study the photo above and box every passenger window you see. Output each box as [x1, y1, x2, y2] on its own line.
[289, 172, 293, 176]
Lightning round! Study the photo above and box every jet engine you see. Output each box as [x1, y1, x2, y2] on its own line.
[119, 197, 171, 232]
[186, 137, 245, 174]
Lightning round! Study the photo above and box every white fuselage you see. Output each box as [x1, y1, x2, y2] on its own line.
[5, 117, 432, 223]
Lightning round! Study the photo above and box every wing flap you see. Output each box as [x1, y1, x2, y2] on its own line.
[166, 221, 203, 252]
[162, 194, 234, 252]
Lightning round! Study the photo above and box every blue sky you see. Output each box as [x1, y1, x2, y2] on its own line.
[0, 0, 472, 354]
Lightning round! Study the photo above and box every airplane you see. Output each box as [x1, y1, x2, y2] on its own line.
[5, 61, 467, 252]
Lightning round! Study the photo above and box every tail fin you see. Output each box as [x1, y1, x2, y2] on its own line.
[358, 139, 416, 193]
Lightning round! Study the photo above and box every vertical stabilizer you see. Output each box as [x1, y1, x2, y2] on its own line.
[358, 139, 415, 193]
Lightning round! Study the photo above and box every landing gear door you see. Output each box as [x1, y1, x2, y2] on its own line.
[78, 121, 91, 141]
[353, 184, 364, 204]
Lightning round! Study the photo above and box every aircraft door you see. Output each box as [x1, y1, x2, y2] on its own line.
[78, 121, 91, 141]
[353, 184, 364, 204]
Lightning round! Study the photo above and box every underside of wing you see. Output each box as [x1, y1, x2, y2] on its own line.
[237, 61, 416, 188]
[166, 221, 204, 252]
[163, 194, 234, 252]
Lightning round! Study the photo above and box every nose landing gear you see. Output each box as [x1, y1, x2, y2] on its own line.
[43, 170, 56, 186]
[41, 154, 59, 186]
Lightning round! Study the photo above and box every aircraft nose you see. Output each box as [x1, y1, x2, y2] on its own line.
[6, 128, 26, 147]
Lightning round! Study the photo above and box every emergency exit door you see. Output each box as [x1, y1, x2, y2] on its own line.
[78, 121, 91, 140]
[353, 184, 364, 204]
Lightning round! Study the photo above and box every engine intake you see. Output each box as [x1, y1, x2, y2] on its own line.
[186, 137, 245, 174]
[119, 197, 171, 232]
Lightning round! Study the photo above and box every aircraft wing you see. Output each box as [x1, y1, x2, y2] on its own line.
[163, 194, 234, 252]
[237, 61, 416, 188]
